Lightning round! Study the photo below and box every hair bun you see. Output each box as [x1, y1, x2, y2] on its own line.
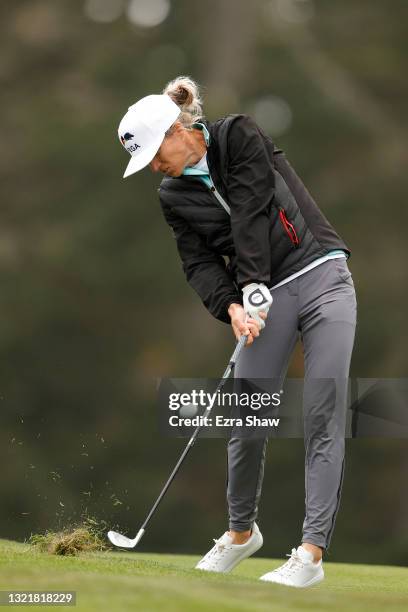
[174, 83, 193, 108]
[163, 76, 204, 127]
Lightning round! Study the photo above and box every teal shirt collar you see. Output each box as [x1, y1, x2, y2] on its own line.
[192, 122, 210, 146]
[182, 122, 210, 176]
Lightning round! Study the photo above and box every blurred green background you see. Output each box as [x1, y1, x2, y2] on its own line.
[1, 0, 407, 565]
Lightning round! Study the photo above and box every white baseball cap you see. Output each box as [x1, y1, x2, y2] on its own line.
[118, 94, 181, 178]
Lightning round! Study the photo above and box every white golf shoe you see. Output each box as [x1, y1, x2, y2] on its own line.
[259, 545, 324, 588]
[195, 522, 263, 573]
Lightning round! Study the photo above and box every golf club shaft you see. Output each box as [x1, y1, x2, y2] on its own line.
[140, 334, 248, 533]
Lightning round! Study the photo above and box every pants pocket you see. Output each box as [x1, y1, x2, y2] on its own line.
[333, 258, 354, 285]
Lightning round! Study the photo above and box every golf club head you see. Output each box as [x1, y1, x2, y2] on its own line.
[107, 528, 145, 548]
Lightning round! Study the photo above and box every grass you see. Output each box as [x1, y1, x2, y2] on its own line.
[28, 519, 108, 556]
[0, 539, 407, 611]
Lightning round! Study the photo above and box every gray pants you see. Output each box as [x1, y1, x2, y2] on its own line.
[227, 257, 357, 552]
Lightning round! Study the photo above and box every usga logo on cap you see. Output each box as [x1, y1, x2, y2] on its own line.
[120, 132, 141, 153]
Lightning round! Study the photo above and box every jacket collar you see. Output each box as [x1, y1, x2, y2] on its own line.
[199, 119, 225, 192]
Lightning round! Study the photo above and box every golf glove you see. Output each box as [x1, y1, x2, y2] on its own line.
[242, 283, 273, 330]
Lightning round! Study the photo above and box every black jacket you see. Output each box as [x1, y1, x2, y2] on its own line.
[158, 113, 350, 323]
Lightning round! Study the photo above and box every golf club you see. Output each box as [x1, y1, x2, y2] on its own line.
[108, 333, 248, 549]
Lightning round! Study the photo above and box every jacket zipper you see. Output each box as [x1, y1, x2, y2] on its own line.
[208, 184, 231, 215]
[278, 207, 300, 248]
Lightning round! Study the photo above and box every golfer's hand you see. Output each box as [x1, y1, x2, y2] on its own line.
[227, 303, 267, 346]
[242, 283, 273, 330]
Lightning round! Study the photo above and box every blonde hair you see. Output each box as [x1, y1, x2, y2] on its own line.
[162, 76, 204, 130]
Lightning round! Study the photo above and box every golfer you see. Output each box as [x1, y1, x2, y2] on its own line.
[117, 76, 357, 588]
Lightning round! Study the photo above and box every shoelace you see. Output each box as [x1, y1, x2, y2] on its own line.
[199, 537, 233, 568]
[208, 538, 232, 557]
[274, 548, 307, 577]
